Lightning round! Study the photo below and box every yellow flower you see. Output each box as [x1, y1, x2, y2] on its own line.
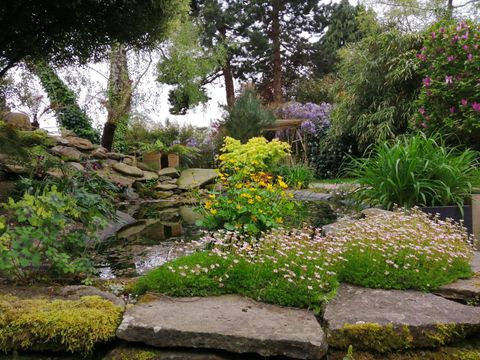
[210, 209, 218, 215]
[276, 217, 284, 224]
[236, 205, 242, 210]
[278, 179, 288, 189]
[235, 183, 243, 189]
[208, 194, 216, 199]
[248, 199, 254, 204]
[227, 200, 233, 204]
[205, 201, 212, 209]
[255, 195, 262, 201]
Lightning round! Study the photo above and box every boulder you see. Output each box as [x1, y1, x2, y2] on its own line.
[65, 136, 95, 150]
[112, 163, 144, 178]
[324, 284, 480, 353]
[67, 162, 85, 172]
[95, 168, 136, 188]
[177, 168, 218, 190]
[290, 190, 332, 201]
[117, 295, 327, 359]
[2, 112, 31, 130]
[137, 162, 156, 172]
[108, 152, 124, 160]
[158, 167, 180, 178]
[322, 220, 353, 236]
[137, 171, 159, 182]
[179, 206, 203, 224]
[90, 147, 109, 159]
[1, 164, 28, 175]
[58, 285, 125, 307]
[50, 146, 84, 162]
[154, 191, 174, 199]
[156, 183, 178, 191]
[99, 211, 136, 241]
[116, 220, 147, 239]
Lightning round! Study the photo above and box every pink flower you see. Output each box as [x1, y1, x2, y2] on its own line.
[447, 55, 456, 62]
[423, 77, 432, 88]
[461, 99, 468, 106]
[445, 75, 453, 85]
[462, 32, 469, 40]
[431, 32, 436, 40]
[419, 107, 426, 115]
[468, 53, 473, 61]
[450, 107, 456, 114]
[426, 90, 432, 97]
[420, 122, 427, 129]
[439, 27, 446, 33]
[416, 53, 427, 61]
[463, 45, 469, 51]
[452, 35, 459, 43]
[472, 102, 480, 112]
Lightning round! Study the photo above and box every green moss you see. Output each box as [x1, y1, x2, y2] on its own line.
[0, 295, 123, 354]
[328, 322, 413, 353]
[422, 323, 467, 347]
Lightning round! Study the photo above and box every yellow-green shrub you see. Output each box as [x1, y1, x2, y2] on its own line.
[0, 295, 123, 354]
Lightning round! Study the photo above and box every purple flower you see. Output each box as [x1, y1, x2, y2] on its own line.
[439, 27, 446, 33]
[461, 98, 468, 106]
[300, 120, 315, 134]
[185, 138, 198, 147]
[452, 35, 459, 43]
[468, 53, 473, 61]
[431, 32, 436, 40]
[463, 45, 469, 51]
[419, 107, 426, 115]
[445, 75, 453, 85]
[472, 102, 480, 112]
[450, 107, 456, 114]
[462, 32, 469, 40]
[416, 53, 427, 61]
[423, 77, 432, 88]
[447, 55, 456, 62]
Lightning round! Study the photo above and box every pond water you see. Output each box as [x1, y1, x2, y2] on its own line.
[93, 199, 344, 279]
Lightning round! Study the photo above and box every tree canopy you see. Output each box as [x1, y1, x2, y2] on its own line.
[0, 0, 189, 77]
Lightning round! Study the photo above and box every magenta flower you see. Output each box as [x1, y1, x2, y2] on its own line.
[439, 27, 445, 33]
[472, 102, 480, 112]
[447, 55, 456, 62]
[450, 107, 456, 114]
[463, 45, 469, 51]
[445, 75, 453, 85]
[420, 122, 427, 129]
[431, 32, 436, 40]
[461, 99, 468, 106]
[452, 35, 459, 43]
[416, 53, 427, 60]
[468, 53, 473, 61]
[462, 32, 469, 40]
[423, 77, 432, 88]
[419, 107, 426, 115]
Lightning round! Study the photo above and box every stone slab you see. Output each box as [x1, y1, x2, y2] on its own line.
[117, 295, 327, 359]
[177, 168, 218, 190]
[324, 284, 480, 352]
[112, 163, 145, 178]
[290, 190, 332, 201]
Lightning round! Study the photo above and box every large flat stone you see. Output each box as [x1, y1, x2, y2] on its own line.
[177, 168, 218, 190]
[324, 284, 480, 352]
[112, 163, 145, 178]
[117, 295, 327, 359]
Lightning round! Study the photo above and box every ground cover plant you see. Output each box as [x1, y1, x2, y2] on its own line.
[335, 209, 473, 290]
[272, 163, 315, 189]
[349, 133, 480, 210]
[136, 227, 343, 311]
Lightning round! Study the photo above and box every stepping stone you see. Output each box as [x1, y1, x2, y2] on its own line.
[177, 168, 218, 190]
[324, 284, 480, 353]
[290, 190, 332, 201]
[117, 295, 327, 359]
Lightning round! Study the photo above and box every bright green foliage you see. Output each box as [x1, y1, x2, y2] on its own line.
[349, 134, 480, 209]
[336, 210, 473, 291]
[222, 88, 276, 143]
[331, 29, 422, 152]
[218, 136, 290, 176]
[0, 295, 123, 354]
[272, 163, 315, 189]
[158, 20, 226, 115]
[136, 227, 342, 311]
[0, 186, 108, 282]
[29, 59, 99, 142]
[197, 172, 295, 235]
[416, 20, 480, 149]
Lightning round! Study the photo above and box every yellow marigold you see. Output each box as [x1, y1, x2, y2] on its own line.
[208, 194, 216, 199]
[276, 217, 284, 224]
[248, 199, 254, 204]
[210, 209, 218, 215]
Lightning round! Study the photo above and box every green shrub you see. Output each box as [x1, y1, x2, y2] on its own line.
[0, 295, 122, 354]
[336, 210, 473, 290]
[0, 186, 108, 282]
[349, 133, 480, 210]
[136, 227, 342, 311]
[416, 20, 480, 149]
[272, 163, 315, 189]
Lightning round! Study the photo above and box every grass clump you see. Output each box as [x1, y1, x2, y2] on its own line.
[0, 295, 123, 354]
[136, 227, 342, 311]
[335, 209, 473, 290]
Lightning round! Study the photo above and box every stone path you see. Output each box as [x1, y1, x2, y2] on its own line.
[117, 295, 327, 359]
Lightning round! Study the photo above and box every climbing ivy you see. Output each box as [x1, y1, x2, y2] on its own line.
[28, 59, 99, 143]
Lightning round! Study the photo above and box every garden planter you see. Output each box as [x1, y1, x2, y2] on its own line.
[167, 153, 180, 168]
[420, 205, 472, 235]
[142, 152, 162, 170]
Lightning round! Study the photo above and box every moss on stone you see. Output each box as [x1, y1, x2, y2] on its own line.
[327, 322, 413, 353]
[422, 323, 468, 347]
[0, 295, 123, 354]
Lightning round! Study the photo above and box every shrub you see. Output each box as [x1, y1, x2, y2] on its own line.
[272, 163, 314, 189]
[416, 20, 480, 149]
[0, 295, 122, 354]
[349, 133, 480, 210]
[222, 87, 276, 143]
[336, 210, 473, 290]
[0, 186, 107, 282]
[136, 227, 342, 311]
[292, 75, 336, 104]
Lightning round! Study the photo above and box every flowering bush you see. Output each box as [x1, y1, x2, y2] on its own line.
[197, 172, 296, 235]
[336, 209, 473, 290]
[416, 20, 480, 148]
[136, 227, 343, 310]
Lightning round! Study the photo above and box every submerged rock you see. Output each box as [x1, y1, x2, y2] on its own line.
[116, 295, 327, 359]
[324, 284, 480, 353]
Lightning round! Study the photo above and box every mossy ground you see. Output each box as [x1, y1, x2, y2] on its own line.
[0, 295, 123, 355]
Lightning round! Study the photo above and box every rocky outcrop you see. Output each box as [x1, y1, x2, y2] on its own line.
[177, 168, 218, 190]
[2, 112, 32, 130]
[112, 163, 145, 178]
[117, 295, 327, 359]
[324, 284, 480, 353]
[50, 145, 84, 161]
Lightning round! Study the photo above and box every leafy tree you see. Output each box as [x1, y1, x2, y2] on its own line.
[329, 28, 423, 152]
[223, 87, 275, 143]
[0, 0, 189, 78]
[27, 60, 99, 142]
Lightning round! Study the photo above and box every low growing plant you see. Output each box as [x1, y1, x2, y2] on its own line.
[136, 227, 343, 311]
[349, 133, 480, 210]
[272, 163, 315, 189]
[335, 209, 473, 290]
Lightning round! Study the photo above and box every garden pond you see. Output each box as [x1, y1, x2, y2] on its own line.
[93, 198, 349, 279]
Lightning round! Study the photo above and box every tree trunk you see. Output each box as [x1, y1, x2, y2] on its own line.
[223, 57, 235, 108]
[446, 0, 454, 18]
[101, 43, 132, 151]
[271, 0, 283, 104]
